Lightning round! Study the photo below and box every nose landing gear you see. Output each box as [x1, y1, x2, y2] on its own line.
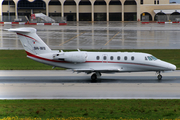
[157, 71, 162, 80]
[157, 74, 162, 80]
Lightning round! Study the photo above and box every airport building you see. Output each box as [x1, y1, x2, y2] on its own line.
[0, 0, 180, 21]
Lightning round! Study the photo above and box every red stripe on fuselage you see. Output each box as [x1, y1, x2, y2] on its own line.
[86, 61, 159, 68]
[26, 51, 68, 63]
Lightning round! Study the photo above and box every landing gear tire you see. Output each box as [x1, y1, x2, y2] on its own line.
[157, 74, 162, 80]
[91, 73, 97, 82]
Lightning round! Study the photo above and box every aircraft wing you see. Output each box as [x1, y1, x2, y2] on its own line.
[73, 68, 121, 73]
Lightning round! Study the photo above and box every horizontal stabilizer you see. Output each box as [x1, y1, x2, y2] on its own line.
[4, 27, 36, 33]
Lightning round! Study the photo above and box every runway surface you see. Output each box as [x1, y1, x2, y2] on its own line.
[0, 70, 180, 99]
[0, 70, 179, 83]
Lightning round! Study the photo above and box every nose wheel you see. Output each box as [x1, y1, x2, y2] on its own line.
[157, 74, 162, 80]
[157, 71, 162, 80]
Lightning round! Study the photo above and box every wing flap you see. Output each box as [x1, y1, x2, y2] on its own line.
[73, 68, 121, 72]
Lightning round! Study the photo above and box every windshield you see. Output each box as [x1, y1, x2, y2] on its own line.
[147, 56, 158, 61]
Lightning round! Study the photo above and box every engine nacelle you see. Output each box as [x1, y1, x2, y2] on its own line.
[65, 52, 86, 63]
[53, 52, 87, 63]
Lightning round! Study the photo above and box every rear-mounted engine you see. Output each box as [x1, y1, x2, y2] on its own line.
[53, 52, 87, 63]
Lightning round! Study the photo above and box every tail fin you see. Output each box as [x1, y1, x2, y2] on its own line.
[5, 27, 51, 55]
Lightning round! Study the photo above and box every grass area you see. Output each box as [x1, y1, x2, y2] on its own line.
[1, 99, 180, 119]
[0, 50, 64, 70]
[0, 49, 179, 70]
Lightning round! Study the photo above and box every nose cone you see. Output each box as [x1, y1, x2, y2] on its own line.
[169, 63, 176, 71]
[159, 60, 176, 71]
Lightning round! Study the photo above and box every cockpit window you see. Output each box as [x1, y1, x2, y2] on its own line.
[147, 56, 158, 61]
[150, 56, 154, 60]
[145, 57, 148, 60]
[147, 56, 152, 61]
[151, 56, 158, 60]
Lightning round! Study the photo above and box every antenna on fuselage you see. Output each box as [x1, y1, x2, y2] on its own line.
[77, 49, 81, 52]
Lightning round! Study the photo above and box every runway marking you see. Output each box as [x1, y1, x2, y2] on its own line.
[59, 32, 85, 46]
[104, 32, 120, 46]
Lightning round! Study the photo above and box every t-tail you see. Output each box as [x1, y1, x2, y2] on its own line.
[5, 27, 52, 55]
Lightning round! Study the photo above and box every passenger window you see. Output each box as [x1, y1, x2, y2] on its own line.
[103, 56, 107, 60]
[131, 56, 134, 61]
[124, 56, 127, 60]
[117, 56, 120, 60]
[96, 56, 100, 60]
[110, 56, 113, 60]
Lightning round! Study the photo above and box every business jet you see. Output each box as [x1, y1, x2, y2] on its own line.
[5, 27, 176, 81]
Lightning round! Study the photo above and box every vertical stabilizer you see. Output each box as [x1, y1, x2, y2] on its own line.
[5, 27, 51, 55]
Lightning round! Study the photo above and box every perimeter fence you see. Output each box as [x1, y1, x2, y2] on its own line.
[0, 15, 66, 23]
[169, 15, 180, 21]
[156, 15, 180, 22]
[156, 15, 168, 22]
[141, 15, 149, 22]
[0, 16, 27, 22]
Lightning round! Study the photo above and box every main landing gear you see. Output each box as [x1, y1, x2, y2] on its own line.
[91, 72, 101, 82]
[157, 71, 162, 80]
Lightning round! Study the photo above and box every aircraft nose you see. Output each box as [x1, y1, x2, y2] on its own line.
[169, 63, 176, 71]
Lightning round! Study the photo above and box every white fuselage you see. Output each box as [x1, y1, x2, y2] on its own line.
[26, 51, 176, 73]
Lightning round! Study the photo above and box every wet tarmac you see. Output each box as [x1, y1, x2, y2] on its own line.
[2, 83, 180, 99]
[0, 70, 179, 83]
[0, 70, 180, 99]
[1, 21, 180, 50]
